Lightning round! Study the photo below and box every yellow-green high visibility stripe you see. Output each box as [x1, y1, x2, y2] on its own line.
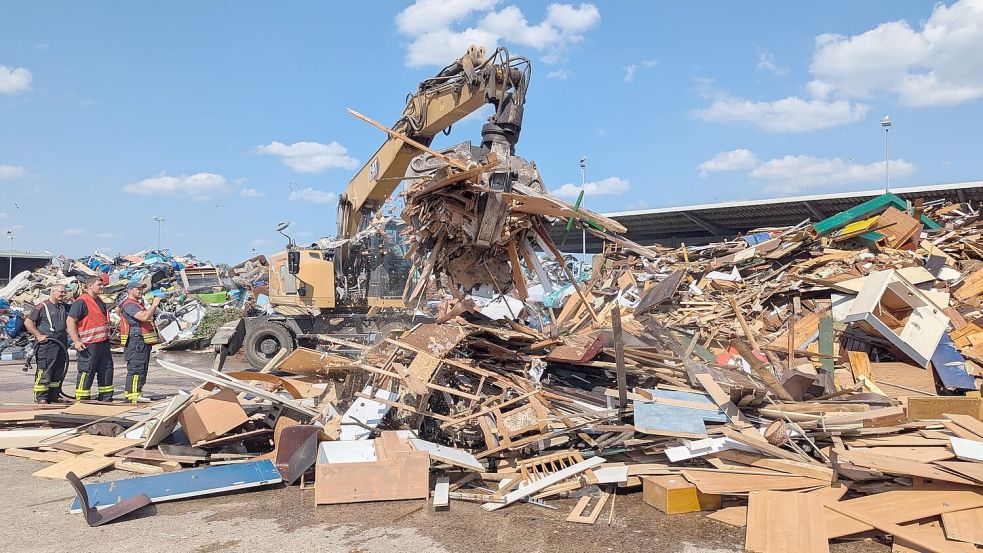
[75, 373, 89, 399]
[34, 371, 47, 392]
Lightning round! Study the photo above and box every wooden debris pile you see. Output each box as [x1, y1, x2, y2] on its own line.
[1, 191, 982, 552]
[399, 147, 625, 305]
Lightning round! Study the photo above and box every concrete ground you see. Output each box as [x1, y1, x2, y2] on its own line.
[0, 350, 889, 553]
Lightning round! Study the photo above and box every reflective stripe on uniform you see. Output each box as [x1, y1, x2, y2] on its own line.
[34, 371, 47, 392]
[75, 372, 89, 399]
[125, 375, 140, 402]
[97, 385, 114, 393]
[48, 381, 61, 388]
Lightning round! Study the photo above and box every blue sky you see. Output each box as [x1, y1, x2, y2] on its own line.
[2, 1, 982, 262]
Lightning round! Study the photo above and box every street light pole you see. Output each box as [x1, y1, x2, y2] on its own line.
[6, 230, 12, 284]
[881, 115, 892, 193]
[152, 216, 165, 252]
[579, 156, 587, 277]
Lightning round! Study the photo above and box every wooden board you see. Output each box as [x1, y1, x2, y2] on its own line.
[409, 439, 483, 472]
[824, 489, 983, 539]
[60, 435, 141, 456]
[0, 428, 74, 450]
[942, 507, 983, 546]
[746, 491, 829, 553]
[63, 402, 141, 418]
[566, 492, 610, 524]
[834, 448, 975, 485]
[33, 452, 116, 480]
[935, 462, 983, 484]
[946, 414, 983, 440]
[680, 470, 825, 494]
[277, 347, 352, 376]
[4, 448, 74, 463]
[854, 446, 955, 463]
[908, 397, 983, 421]
[848, 351, 874, 383]
[707, 505, 747, 527]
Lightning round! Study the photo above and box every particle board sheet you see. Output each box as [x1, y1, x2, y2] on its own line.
[69, 459, 282, 512]
[60, 435, 141, 456]
[746, 491, 829, 553]
[276, 347, 353, 376]
[33, 452, 116, 480]
[869, 362, 937, 397]
[824, 489, 983, 539]
[852, 446, 955, 463]
[946, 414, 983, 440]
[706, 505, 747, 527]
[942, 507, 983, 546]
[935, 462, 983, 484]
[680, 470, 825, 494]
[892, 519, 978, 553]
[833, 448, 975, 485]
[0, 428, 75, 450]
[62, 402, 141, 418]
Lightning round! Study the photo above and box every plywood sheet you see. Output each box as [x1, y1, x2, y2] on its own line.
[681, 470, 825, 494]
[824, 489, 983, 539]
[33, 452, 116, 480]
[942, 507, 983, 546]
[746, 491, 829, 553]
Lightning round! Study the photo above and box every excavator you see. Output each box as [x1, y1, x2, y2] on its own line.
[227, 46, 534, 369]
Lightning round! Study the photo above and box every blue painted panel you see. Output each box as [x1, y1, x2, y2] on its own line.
[70, 460, 282, 512]
[633, 389, 726, 436]
[931, 333, 977, 391]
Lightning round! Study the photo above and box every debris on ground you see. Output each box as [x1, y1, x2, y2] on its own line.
[0, 249, 269, 363]
[2, 192, 982, 552]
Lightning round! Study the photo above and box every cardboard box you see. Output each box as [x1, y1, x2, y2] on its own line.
[642, 475, 720, 514]
[177, 387, 248, 444]
[315, 432, 430, 505]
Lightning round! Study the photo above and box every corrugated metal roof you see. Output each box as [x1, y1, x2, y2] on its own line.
[550, 180, 983, 252]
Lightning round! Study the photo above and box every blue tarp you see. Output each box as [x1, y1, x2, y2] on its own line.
[931, 333, 977, 391]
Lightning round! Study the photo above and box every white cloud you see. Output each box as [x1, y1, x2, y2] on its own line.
[241, 187, 264, 198]
[551, 176, 629, 198]
[0, 165, 27, 179]
[547, 69, 573, 80]
[396, 1, 600, 67]
[95, 232, 117, 239]
[623, 59, 656, 82]
[287, 187, 338, 204]
[256, 141, 359, 174]
[697, 149, 759, 177]
[0, 66, 32, 94]
[122, 172, 229, 200]
[756, 49, 788, 75]
[623, 65, 637, 82]
[693, 95, 869, 132]
[749, 155, 916, 193]
[808, 0, 983, 107]
[61, 228, 84, 236]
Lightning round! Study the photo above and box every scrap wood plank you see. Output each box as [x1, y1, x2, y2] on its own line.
[4, 448, 74, 463]
[409, 439, 483, 472]
[70, 459, 282, 512]
[853, 446, 955, 463]
[33, 452, 116, 480]
[433, 476, 450, 511]
[729, 339, 794, 401]
[707, 505, 747, 527]
[566, 491, 611, 524]
[680, 470, 825, 494]
[695, 373, 748, 425]
[824, 489, 983, 539]
[746, 491, 829, 553]
[713, 449, 834, 482]
[0, 428, 75, 450]
[823, 498, 968, 553]
[941, 507, 983, 546]
[481, 456, 605, 511]
[833, 448, 976, 485]
[893, 520, 979, 553]
[848, 351, 874, 383]
[945, 414, 983, 440]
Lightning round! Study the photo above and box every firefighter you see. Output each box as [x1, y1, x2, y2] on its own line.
[67, 278, 115, 401]
[24, 284, 69, 403]
[118, 282, 160, 403]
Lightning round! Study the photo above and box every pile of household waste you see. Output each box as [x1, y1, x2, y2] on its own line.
[0, 249, 270, 359]
[1, 191, 982, 552]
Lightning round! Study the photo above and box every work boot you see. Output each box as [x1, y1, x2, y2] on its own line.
[35, 395, 49, 404]
[96, 392, 114, 402]
[48, 390, 67, 404]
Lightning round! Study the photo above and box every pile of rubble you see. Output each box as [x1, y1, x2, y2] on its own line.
[0, 249, 270, 360]
[2, 187, 983, 551]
